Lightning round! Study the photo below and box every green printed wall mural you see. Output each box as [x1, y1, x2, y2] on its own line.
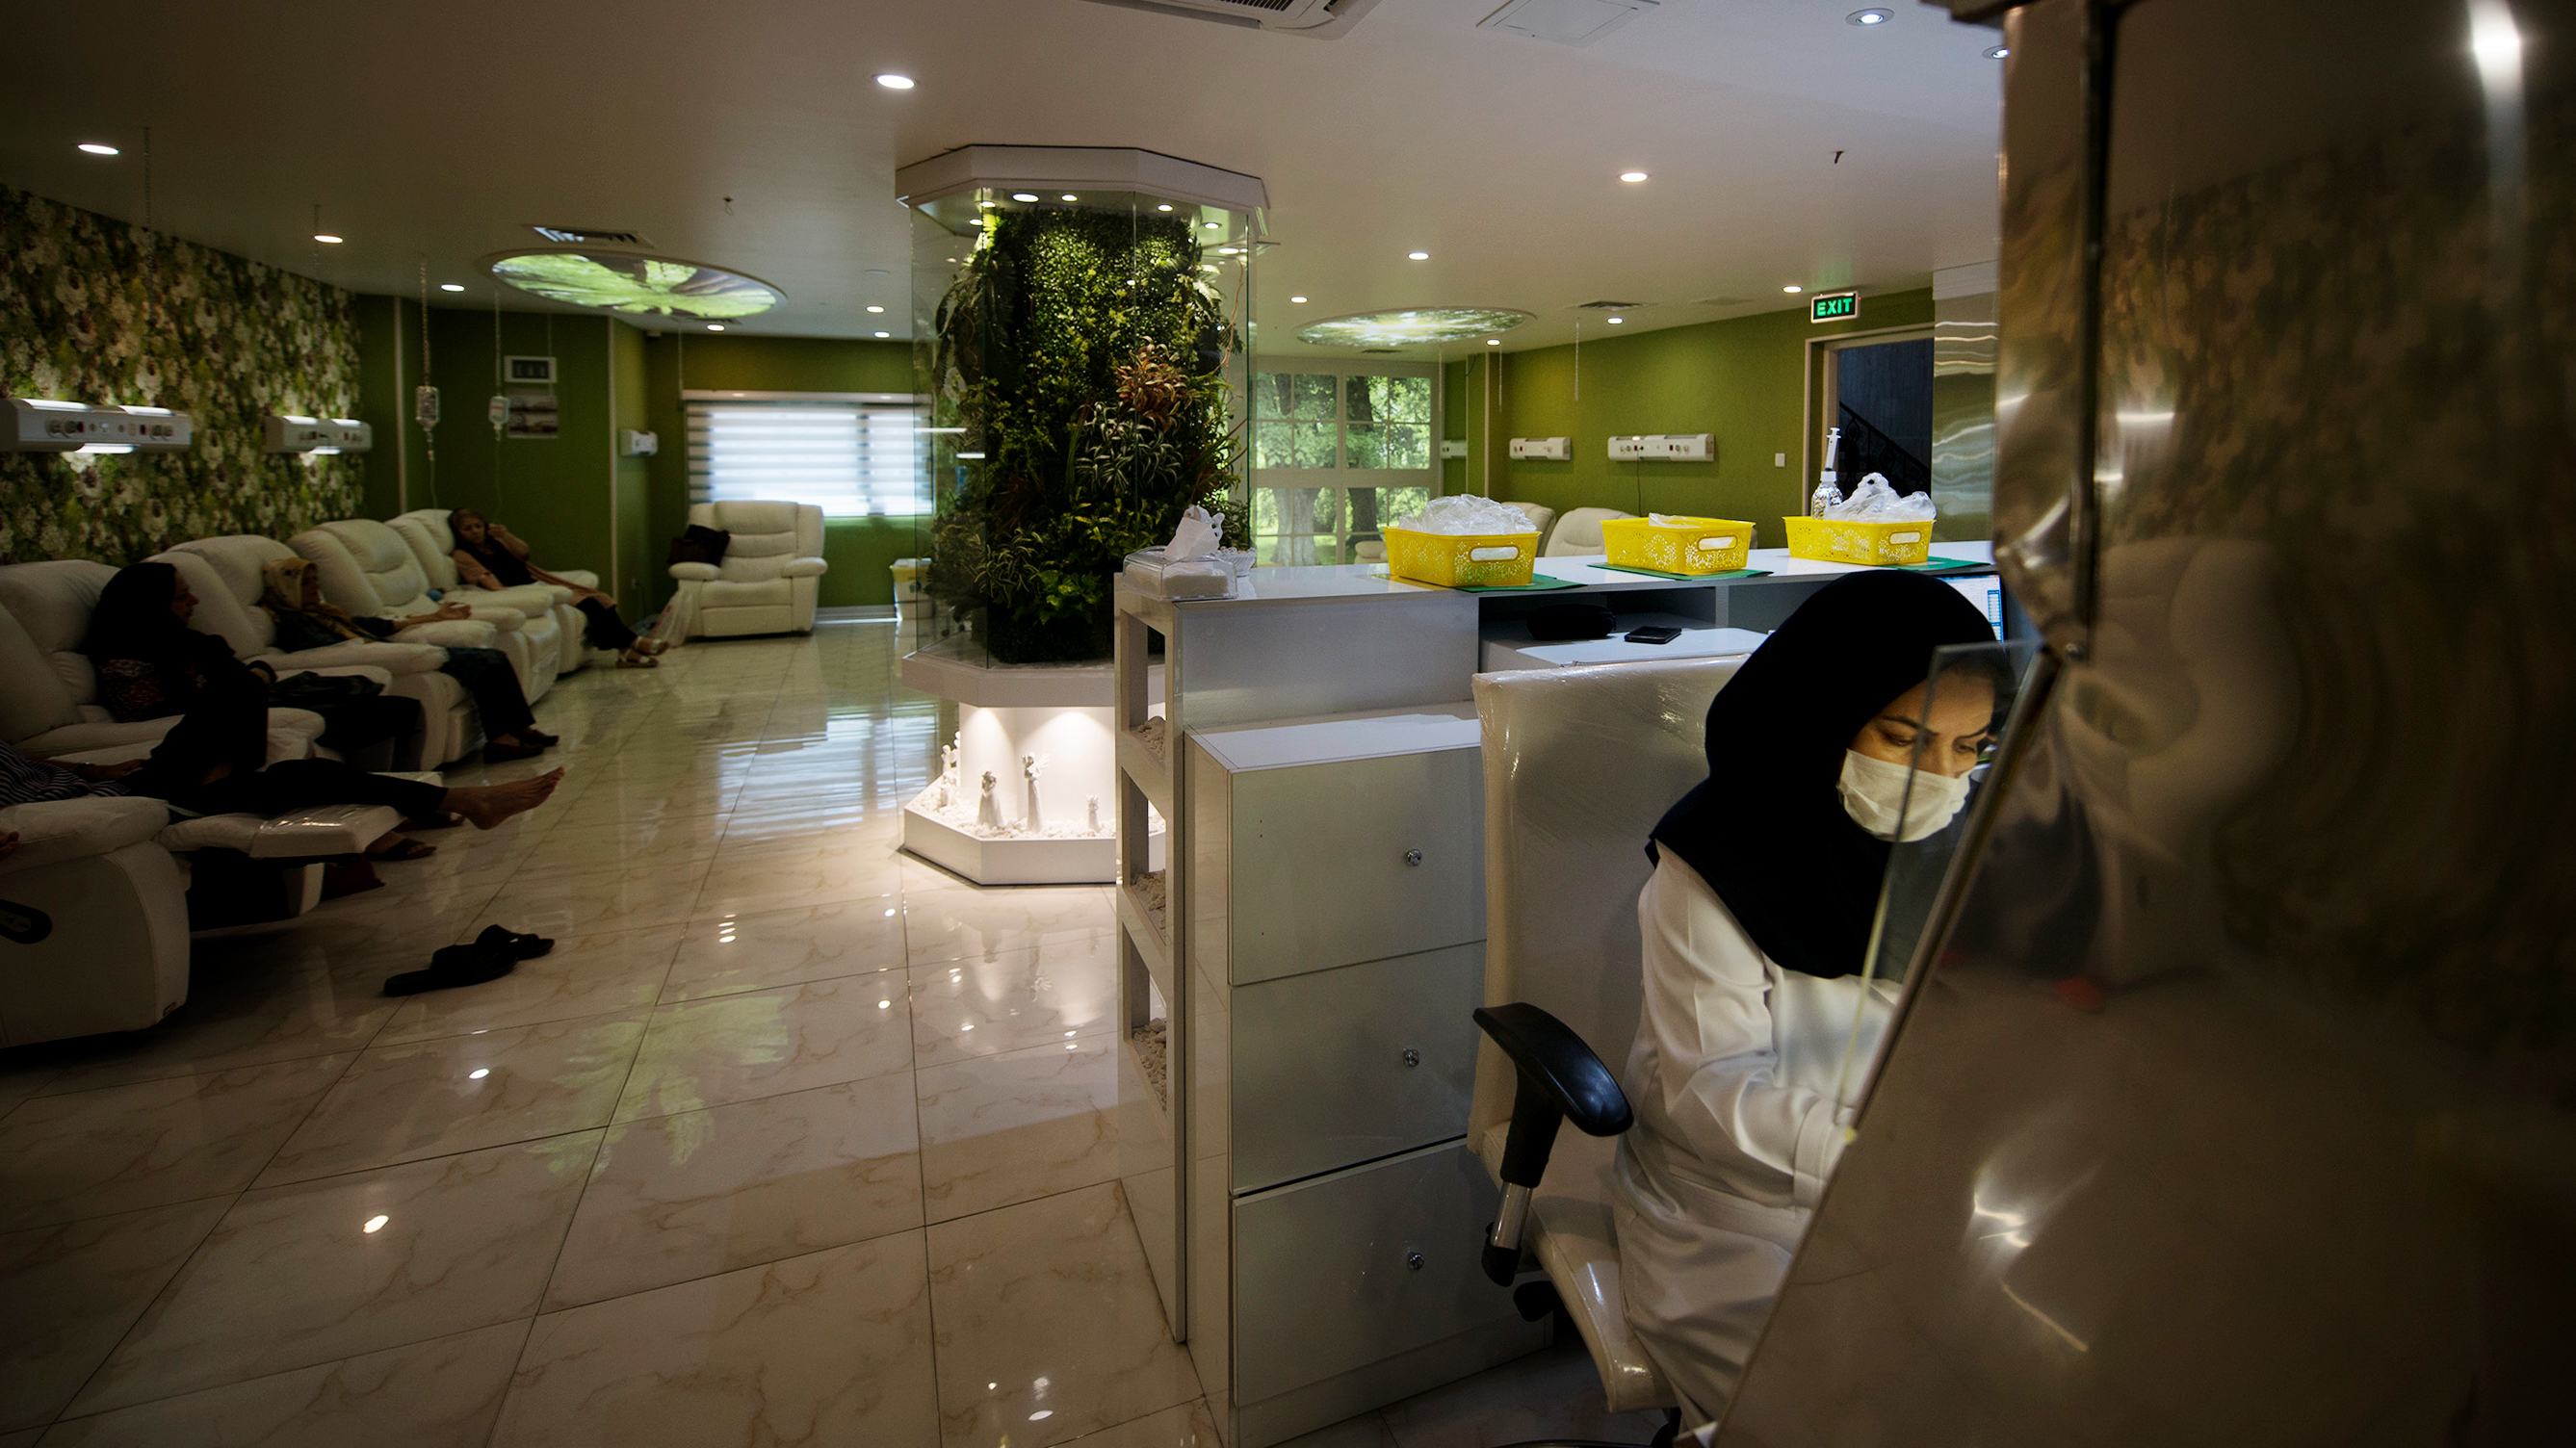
[0, 186, 362, 564]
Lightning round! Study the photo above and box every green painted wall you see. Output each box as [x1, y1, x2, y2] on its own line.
[416, 308, 616, 588]
[1475, 290, 1934, 535]
[639, 333, 920, 608]
[609, 323, 654, 608]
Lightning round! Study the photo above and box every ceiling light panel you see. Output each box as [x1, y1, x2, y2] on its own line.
[1478, 0, 1658, 48]
[488, 250, 784, 319]
[1295, 308, 1534, 349]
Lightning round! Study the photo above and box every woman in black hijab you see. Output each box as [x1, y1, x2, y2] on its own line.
[1611, 570, 2000, 1422]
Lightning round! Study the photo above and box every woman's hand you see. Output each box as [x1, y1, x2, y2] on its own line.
[71, 760, 146, 782]
[436, 600, 474, 621]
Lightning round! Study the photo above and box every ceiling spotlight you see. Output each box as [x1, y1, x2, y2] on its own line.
[1847, 8, 1891, 24]
[1407, 250, 1430, 261]
[1060, 194, 1078, 201]
[1782, 284, 1805, 294]
[874, 330, 892, 338]
[439, 283, 465, 293]
[1289, 295, 1308, 303]
[1216, 246, 1240, 255]
[707, 323, 725, 331]
[1986, 44, 2010, 58]
[866, 304, 885, 313]
[1619, 170, 1649, 183]
[1486, 338, 1501, 346]
[1606, 316, 1625, 324]
[1157, 203, 1174, 212]
[313, 233, 344, 245]
[78, 142, 118, 156]
[875, 73, 915, 90]
[1203, 221, 1220, 230]
[1011, 193, 1038, 202]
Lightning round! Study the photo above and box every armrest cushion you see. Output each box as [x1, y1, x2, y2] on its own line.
[1474, 1003, 1632, 1140]
[667, 562, 721, 582]
[15, 718, 176, 759]
[457, 605, 527, 630]
[553, 569, 600, 590]
[276, 665, 397, 688]
[394, 620, 501, 648]
[262, 640, 450, 675]
[778, 557, 828, 579]
[0, 796, 170, 876]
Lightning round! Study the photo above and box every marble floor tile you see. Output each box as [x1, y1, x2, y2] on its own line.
[918, 1037, 1121, 1224]
[661, 899, 910, 1004]
[470, 860, 715, 943]
[908, 933, 1120, 1068]
[377, 925, 684, 1046]
[1273, 1414, 1400, 1448]
[545, 1073, 921, 1308]
[925, 1183, 1197, 1448]
[0, 1199, 229, 1433]
[35, 1320, 529, 1448]
[902, 883, 1117, 969]
[255, 1014, 644, 1186]
[1373, 1336, 1668, 1448]
[505, 823, 727, 882]
[0, 1053, 351, 1230]
[692, 838, 907, 917]
[615, 977, 913, 1123]
[36, 963, 399, 1097]
[69, 1133, 601, 1417]
[1062, 1402, 1226, 1448]
[493, 1233, 940, 1448]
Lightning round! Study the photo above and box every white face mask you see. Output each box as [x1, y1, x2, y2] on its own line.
[1838, 750, 1972, 842]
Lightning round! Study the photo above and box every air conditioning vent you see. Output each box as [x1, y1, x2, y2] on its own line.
[1359, 347, 1402, 354]
[529, 225, 652, 246]
[1478, 0, 1657, 48]
[1075, 0, 1376, 38]
[1695, 297, 1756, 307]
[1574, 299, 1648, 310]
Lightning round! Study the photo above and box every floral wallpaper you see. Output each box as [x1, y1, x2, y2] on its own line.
[0, 185, 363, 564]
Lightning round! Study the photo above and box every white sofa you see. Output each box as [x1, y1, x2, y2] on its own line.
[153, 535, 480, 768]
[666, 501, 828, 637]
[291, 518, 561, 702]
[0, 794, 189, 1046]
[391, 508, 596, 676]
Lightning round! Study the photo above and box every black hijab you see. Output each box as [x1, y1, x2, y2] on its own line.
[85, 561, 195, 664]
[1650, 570, 1997, 979]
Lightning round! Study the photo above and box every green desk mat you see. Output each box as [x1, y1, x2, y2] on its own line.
[1449, 573, 1589, 594]
[1898, 556, 1987, 573]
[1590, 563, 1774, 582]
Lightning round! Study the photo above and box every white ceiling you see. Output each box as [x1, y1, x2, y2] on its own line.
[0, 0, 2002, 356]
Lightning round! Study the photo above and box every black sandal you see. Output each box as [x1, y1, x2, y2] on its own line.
[382, 940, 516, 996]
[403, 812, 466, 832]
[477, 924, 555, 960]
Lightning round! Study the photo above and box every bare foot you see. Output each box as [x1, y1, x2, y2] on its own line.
[446, 768, 566, 829]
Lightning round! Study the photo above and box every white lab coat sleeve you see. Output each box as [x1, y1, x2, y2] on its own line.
[1636, 855, 1851, 1208]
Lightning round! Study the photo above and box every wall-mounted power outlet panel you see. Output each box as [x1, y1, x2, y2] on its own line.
[1439, 438, 1469, 459]
[623, 428, 660, 456]
[1508, 436, 1571, 461]
[7, 398, 194, 452]
[1608, 433, 1713, 461]
[263, 416, 373, 453]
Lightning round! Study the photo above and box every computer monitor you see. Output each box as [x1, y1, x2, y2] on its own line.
[1944, 574, 2006, 640]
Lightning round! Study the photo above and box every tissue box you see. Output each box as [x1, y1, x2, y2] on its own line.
[1382, 526, 1540, 588]
[1782, 515, 1933, 567]
[1600, 516, 1755, 575]
[1123, 549, 1236, 601]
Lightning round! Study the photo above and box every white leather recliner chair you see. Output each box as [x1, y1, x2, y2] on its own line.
[390, 508, 594, 676]
[1543, 506, 1641, 557]
[666, 501, 828, 638]
[0, 794, 189, 1046]
[291, 518, 561, 702]
[1467, 655, 1745, 1424]
[153, 535, 480, 768]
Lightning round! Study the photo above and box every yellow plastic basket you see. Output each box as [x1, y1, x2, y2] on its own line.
[1600, 516, 1756, 576]
[1382, 526, 1540, 587]
[1782, 515, 1934, 567]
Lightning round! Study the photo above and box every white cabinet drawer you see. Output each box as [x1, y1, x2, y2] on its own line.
[1232, 1141, 1522, 1405]
[1228, 749, 1482, 985]
[1231, 944, 1482, 1193]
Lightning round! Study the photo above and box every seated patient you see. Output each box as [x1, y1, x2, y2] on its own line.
[259, 557, 559, 762]
[1613, 571, 1998, 1422]
[448, 507, 664, 668]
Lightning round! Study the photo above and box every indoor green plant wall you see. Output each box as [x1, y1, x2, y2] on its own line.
[925, 205, 1247, 663]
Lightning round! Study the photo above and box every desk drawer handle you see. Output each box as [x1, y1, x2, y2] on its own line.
[1404, 849, 1423, 866]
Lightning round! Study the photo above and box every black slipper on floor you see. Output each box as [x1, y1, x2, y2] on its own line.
[477, 924, 555, 960]
[382, 941, 517, 996]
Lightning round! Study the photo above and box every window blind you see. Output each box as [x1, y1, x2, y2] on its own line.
[685, 395, 926, 517]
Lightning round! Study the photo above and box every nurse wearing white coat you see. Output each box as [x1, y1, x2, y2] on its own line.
[1612, 571, 2001, 1423]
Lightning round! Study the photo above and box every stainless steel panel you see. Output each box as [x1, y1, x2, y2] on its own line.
[1233, 1141, 1524, 1405]
[1232, 944, 1484, 1193]
[1723, 0, 2576, 1441]
[1229, 750, 1484, 986]
[1182, 594, 1479, 730]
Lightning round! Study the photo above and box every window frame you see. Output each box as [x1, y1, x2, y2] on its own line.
[683, 389, 930, 519]
[1244, 362, 1441, 566]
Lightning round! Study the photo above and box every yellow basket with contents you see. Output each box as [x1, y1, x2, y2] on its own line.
[1382, 526, 1541, 588]
[1600, 516, 1756, 576]
[1782, 514, 1934, 567]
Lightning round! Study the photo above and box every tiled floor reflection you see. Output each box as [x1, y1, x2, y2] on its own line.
[0, 618, 1651, 1447]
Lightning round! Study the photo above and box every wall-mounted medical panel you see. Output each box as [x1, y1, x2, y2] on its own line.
[7, 399, 194, 452]
[1608, 432, 1713, 461]
[1508, 436, 1570, 461]
[262, 416, 373, 453]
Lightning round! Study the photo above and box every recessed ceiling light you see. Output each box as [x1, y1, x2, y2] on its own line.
[313, 233, 344, 245]
[1216, 246, 1240, 255]
[1157, 203, 1174, 212]
[707, 323, 725, 331]
[1986, 44, 2010, 58]
[968, 219, 984, 227]
[1407, 250, 1430, 261]
[1060, 194, 1078, 201]
[1486, 338, 1501, 346]
[1202, 221, 1220, 230]
[875, 73, 915, 89]
[1619, 170, 1649, 183]
[439, 283, 465, 293]
[1288, 295, 1308, 303]
[1606, 316, 1625, 324]
[77, 142, 118, 156]
[1011, 193, 1038, 202]
[874, 330, 891, 338]
[1847, 8, 1891, 24]
[866, 304, 885, 313]
[1783, 284, 1805, 294]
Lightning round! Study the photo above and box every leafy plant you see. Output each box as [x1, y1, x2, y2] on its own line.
[925, 206, 1247, 662]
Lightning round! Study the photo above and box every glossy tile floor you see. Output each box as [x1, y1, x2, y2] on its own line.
[0, 620, 1661, 1448]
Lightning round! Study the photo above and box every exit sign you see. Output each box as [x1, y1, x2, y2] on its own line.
[1810, 292, 1859, 323]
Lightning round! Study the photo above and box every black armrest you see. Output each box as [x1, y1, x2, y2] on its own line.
[1473, 1001, 1632, 1285]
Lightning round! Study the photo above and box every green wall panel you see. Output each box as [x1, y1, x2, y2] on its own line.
[413, 308, 614, 588]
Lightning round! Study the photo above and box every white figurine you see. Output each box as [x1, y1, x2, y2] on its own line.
[1086, 795, 1102, 834]
[976, 771, 1002, 832]
[941, 737, 961, 791]
[1021, 754, 1046, 832]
